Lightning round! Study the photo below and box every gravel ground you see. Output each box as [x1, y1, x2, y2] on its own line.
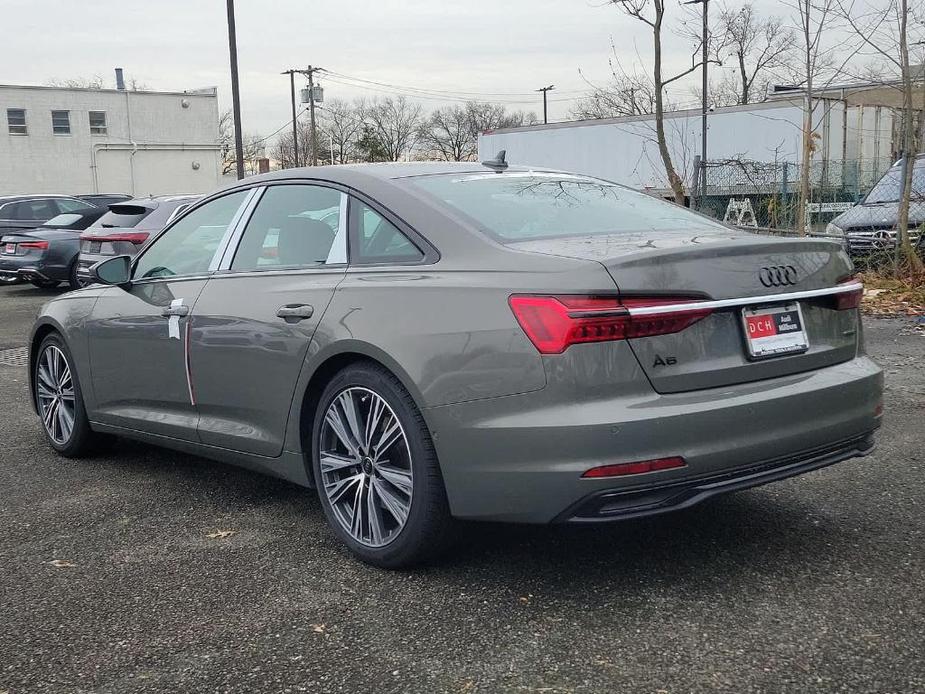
[0, 283, 923, 694]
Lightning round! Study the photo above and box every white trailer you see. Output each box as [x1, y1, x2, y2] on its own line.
[477, 97, 897, 196]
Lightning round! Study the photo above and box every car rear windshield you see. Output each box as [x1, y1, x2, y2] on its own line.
[91, 204, 153, 229]
[407, 172, 725, 242]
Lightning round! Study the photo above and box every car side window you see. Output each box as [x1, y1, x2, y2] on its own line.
[350, 200, 424, 264]
[56, 198, 90, 214]
[8, 199, 57, 221]
[134, 191, 249, 280]
[230, 184, 344, 271]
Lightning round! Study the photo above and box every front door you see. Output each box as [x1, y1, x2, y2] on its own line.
[86, 190, 252, 440]
[190, 183, 348, 457]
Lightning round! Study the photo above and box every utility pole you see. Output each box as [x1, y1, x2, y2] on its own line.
[307, 65, 319, 166]
[537, 85, 555, 124]
[684, 0, 709, 209]
[281, 69, 299, 167]
[282, 66, 323, 167]
[225, 0, 245, 180]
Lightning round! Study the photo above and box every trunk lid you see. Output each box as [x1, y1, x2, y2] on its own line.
[510, 230, 859, 393]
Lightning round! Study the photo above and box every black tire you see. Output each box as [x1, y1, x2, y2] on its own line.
[30, 278, 60, 289]
[311, 361, 453, 568]
[34, 332, 99, 457]
[68, 259, 84, 290]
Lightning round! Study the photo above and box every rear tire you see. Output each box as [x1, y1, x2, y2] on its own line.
[34, 333, 99, 457]
[312, 362, 453, 568]
[68, 260, 84, 290]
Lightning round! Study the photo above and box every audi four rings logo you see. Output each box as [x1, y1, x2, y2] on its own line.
[758, 265, 798, 287]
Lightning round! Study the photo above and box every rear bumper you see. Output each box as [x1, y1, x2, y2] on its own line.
[556, 432, 876, 522]
[0, 257, 68, 281]
[426, 355, 883, 523]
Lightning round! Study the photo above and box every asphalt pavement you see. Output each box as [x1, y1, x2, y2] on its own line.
[0, 282, 923, 694]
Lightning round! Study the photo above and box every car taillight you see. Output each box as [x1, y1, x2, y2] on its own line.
[19, 240, 49, 250]
[835, 276, 863, 310]
[582, 456, 687, 478]
[508, 294, 712, 354]
[79, 231, 149, 244]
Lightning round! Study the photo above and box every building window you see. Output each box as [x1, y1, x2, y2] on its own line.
[51, 110, 70, 135]
[7, 109, 27, 135]
[89, 111, 107, 135]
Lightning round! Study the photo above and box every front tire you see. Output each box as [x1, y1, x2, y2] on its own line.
[312, 362, 452, 568]
[34, 333, 98, 457]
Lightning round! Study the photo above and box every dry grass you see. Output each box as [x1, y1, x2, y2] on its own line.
[859, 270, 925, 316]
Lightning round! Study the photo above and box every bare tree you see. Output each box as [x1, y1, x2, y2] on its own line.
[317, 98, 367, 164]
[218, 109, 265, 174]
[718, 3, 796, 104]
[607, 0, 717, 204]
[46, 75, 106, 89]
[420, 105, 477, 161]
[46, 74, 149, 90]
[572, 71, 661, 118]
[833, 0, 924, 272]
[272, 119, 315, 168]
[785, 0, 839, 234]
[466, 102, 537, 133]
[364, 96, 424, 162]
[219, 111, 265, 175]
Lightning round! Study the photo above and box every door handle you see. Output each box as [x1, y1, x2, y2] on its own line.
[276, 304, 314, 322]
[162, 305, 189, 317]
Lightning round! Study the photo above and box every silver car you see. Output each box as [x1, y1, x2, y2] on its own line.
[28, 162, 883, 567]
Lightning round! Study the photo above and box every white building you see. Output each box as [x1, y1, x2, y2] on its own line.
[0, 81, 222, 196]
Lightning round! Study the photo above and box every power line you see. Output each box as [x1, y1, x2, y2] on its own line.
[322, 75, 581, 106]
[323, 69, 589, 98]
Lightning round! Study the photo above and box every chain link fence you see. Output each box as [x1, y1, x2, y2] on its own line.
[695, 156, 925, 267]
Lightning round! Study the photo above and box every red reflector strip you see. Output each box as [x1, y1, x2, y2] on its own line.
[582, 457, 687, 479]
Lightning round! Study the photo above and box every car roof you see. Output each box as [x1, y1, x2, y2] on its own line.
[112, 194, 202, 209]
[0, 194, 85, 203]
[233, 162, 562, 188]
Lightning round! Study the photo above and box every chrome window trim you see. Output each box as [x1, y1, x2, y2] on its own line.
[325, 193, 349, 265]
[624, 283, 864, 317]
[211, 187, 265, 271]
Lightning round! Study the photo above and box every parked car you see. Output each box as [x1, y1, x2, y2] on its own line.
[76, 195, 201, 282]
[0, 195, 96, 283]
[827, 154, 925, 256]
[29, 162, 883, 568]
[0, 208, 106, 288]
[75, 193, 133, 209]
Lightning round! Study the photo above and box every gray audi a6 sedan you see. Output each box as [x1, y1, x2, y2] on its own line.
[29, 161, 883, 567]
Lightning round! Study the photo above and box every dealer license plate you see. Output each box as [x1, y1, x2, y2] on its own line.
[3, 243, 15, 255]
[742, 303, 809, 358]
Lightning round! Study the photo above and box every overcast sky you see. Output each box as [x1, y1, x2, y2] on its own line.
[6, 0, 807, 137]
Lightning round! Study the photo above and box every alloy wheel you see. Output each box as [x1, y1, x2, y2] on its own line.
[36, 345, 76, 445]
[319, 387, 413, 548]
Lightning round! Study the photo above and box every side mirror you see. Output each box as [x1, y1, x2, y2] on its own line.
[89, 255, 132, 286]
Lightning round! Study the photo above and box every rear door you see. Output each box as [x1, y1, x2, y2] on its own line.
[189, 183, 348, 457]
[86, 190, 252, 440]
